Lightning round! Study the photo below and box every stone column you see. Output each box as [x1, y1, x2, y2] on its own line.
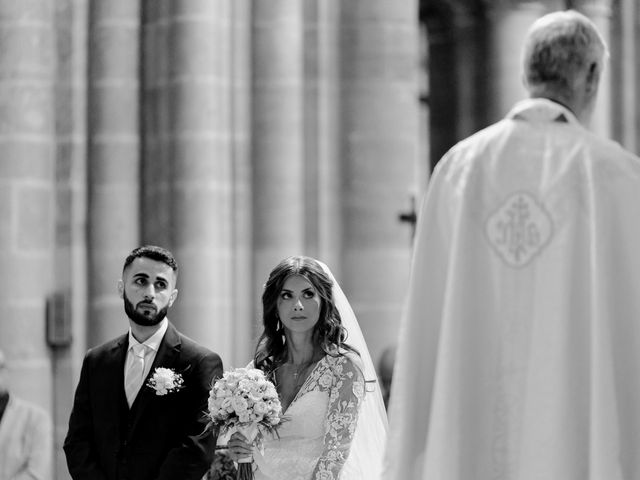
[340, 0, 420, 365]
[483, 1, 549, 123]
[571, 0, 614, 138]
[53, 0, 88, 477]
[0, 6, 55, 480]
[453, 8, 490, 139]
[227, 0, 253, 367]
[619, 0, 639, 153]
[609, 0, 636, 150]
[424, 6, 459, 170]
[302, 0, 342, 267]
[252, 1, 305, 318]
[142, 0, 251, 364]
[87, 0, 140, 346]
[427, 3, 494, 165]
[140, 0, 172, 247]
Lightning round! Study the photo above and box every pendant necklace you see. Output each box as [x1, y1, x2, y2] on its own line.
[291, 359, 316, 389]
[292, 361, 312, 380]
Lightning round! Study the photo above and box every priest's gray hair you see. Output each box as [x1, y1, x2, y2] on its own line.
[521, 9, 608, 98]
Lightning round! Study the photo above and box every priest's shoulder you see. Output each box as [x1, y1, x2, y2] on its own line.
[436, 121, 509, 171]
[585, 132, 640, 174]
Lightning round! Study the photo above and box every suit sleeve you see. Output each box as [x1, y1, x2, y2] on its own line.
[157, 350, 223, 480]
[63, 352, 107, 480]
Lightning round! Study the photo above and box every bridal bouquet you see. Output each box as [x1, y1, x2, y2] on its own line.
[207, 367, 283, 480]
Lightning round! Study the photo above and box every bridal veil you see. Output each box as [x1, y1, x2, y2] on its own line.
[317, 261, 388, 479]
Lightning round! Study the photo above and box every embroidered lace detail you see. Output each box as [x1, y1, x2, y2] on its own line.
[255, 355, 364, 480]
[305, 355, 364, 480]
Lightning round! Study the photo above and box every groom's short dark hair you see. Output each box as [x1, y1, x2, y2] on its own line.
[122, 245, 179, 275]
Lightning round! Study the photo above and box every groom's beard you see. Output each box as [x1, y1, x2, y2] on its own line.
[123, 292, 168, 327]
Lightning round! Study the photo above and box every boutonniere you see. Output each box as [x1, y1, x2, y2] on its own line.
[146, 367, 184, 396]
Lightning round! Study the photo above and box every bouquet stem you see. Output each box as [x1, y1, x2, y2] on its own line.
[236, 462, 253, 480]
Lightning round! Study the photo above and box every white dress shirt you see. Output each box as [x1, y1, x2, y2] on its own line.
[125, 318, 169, 390]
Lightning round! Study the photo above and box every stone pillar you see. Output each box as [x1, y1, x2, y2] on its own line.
[484, 1, 549, 123]
[454, 8, 491, 139]
[140, 0, 172, 248]
[429, 3, 492, 159]
[0, 4, 55, 479]
[425, 1, 496, 169]
[609, 0, 636, 150]
[424, 6, 459, 170]
[141, 0, 251, 364]
[228, 0, 253, 367]
[87, 0, 140, 346]
[303, 0, 342, 267]
[571, 0, 614, 138]
[317, 0, 345, 267]
[417, 19, 430, 192]
[53, 0, 88, 477]
[618, 0, 639, 153]
[252, 1, 305, 317]
[340, 0, 420, 365]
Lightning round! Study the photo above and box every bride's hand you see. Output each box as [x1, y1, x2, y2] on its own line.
[226, 432, 253, 462]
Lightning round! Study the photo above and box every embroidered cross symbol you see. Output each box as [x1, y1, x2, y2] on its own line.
[485, 192, 553, 268]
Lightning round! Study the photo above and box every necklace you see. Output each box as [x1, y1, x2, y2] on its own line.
[291, 360, 314, 380]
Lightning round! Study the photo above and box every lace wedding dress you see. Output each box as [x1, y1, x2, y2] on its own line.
[253, 354, 364, 480]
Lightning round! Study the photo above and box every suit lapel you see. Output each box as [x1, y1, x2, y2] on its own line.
[110, 335, 129, 432]
[128, 323, 182, 426]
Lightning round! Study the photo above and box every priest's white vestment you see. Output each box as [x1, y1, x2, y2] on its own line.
[384, 98, 640, 480]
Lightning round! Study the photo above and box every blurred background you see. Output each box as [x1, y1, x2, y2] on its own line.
[0, 0, 636, 478]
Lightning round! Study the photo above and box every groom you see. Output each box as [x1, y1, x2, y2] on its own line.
[64, 245, 223, 480]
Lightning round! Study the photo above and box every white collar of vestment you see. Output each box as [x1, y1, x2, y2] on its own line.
[127, 317, 168, 353]
[506, 98, 580, 126]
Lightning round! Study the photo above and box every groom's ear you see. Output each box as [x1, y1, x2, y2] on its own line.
[117, 279, 124, 298]
[168, 288, 178, 307]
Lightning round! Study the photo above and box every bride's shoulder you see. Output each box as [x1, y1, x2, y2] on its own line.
[325, 351, 365, 380]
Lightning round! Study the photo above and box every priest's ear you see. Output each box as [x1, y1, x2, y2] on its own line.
[585, 61, 600, 95]
[117, 279, 124, 298]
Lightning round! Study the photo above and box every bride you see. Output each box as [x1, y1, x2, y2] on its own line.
[227, 256, 387, 479]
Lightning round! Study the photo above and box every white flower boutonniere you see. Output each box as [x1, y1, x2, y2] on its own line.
[146, 367, 184, 396]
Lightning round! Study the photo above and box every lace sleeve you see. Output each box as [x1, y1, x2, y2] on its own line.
[312, 355, 364, 480]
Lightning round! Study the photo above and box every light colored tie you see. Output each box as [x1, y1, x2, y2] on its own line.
[124, 343, 146, 407]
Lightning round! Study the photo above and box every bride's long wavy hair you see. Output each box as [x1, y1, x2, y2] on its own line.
[254, 255, 358, 376]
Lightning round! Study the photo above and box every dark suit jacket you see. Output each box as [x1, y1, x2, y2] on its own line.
[63, 322, 223, 480]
